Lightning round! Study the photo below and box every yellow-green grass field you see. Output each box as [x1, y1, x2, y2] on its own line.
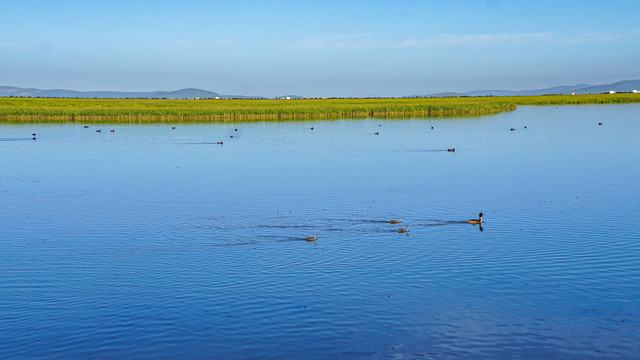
[0, 93, 638, 123]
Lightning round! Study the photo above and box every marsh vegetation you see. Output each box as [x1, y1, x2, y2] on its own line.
[1, 93, 638, 123]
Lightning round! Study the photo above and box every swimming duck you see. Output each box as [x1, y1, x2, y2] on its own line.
[96, 129, 101, 133]
[32, 133, 36, 136]
[397, 225, 409, 233]
[374, 132, 379, 135]
[110, 129, 115, 133]
[447, 148, 455, 152]
[466, 213, 483, 224]
[389, 218, 403, 224]
[304, 235, 318, 242]
[84, 125, 89, 128]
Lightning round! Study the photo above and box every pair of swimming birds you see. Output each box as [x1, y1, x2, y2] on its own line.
[305, 213, 483, 239]
[392, 213, 484, 233]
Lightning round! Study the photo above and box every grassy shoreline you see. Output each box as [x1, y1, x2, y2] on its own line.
[0, 94, 638, 123]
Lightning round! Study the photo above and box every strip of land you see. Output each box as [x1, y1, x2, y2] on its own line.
[0, 94, 638, 123]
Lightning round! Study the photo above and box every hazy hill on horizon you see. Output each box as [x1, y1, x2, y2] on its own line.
[0, 86, 225, 99]
[1, 79, 639, 99]
[427, 79, 640, 97]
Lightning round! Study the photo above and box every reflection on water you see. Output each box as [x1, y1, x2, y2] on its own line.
[1, 105, 639, 359]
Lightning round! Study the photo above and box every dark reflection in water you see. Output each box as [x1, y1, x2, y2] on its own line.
[1, 105, 639, 359]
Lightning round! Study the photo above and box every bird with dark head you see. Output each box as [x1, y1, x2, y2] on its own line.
[467, 213, 483, 224]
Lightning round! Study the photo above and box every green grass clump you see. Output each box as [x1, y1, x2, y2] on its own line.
[0, 93, 638, 123]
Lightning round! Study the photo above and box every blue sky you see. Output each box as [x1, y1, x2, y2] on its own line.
[1, 0, 639, 97]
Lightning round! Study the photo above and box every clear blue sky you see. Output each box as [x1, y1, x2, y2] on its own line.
[2, 0, 639, 97]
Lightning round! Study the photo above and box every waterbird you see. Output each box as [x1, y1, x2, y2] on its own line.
[304, 235, 318, 242]
[397, 226, 409, 233]
[32, 137, 36, 140]
[389, 218, 403, 224]
[310, 127, 314, 130]
[172, 126, 176, 129]
[84, 125, 89, 128]
[598, 122, 603, 126]
[447, 148, 455, 152]
[96, 129, 101, 133]
[234, 128, 238, 131]
[374, 132, 379, 135]
[510, 128, 515, 131]
[110, 129, 115, 133]
[216, 141, 224, 145]
[230, 135, 234, 138]
[31, 133, 36, 136]
[431, 126, 434, 129]
[524, 126, 527, 129]
[466, 213, 483, 224]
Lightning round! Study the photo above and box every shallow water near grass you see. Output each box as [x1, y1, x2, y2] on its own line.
[1, 105, 639, 359]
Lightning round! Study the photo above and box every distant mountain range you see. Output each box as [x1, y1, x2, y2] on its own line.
[424, 79, 640, 97]
[0, 86, 220, 99]
[1, 79, 639, 99]
[0, 86, 292, 99]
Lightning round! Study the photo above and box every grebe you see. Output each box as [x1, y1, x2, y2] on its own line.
[304, 235, 318, 242]
[467, 213, 483, 224]
[389, 218, 402, 224]
[397, 226, 409, 233]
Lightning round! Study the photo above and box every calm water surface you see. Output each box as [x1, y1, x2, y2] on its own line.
[1, 105, 639, 359]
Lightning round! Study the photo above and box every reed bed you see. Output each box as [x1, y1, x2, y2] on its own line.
[0, 94, 638, 123]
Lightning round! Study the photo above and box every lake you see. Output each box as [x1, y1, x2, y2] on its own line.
[1, 105, 639, 359]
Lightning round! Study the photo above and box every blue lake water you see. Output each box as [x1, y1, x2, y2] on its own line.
[1, 105, 639, 359]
